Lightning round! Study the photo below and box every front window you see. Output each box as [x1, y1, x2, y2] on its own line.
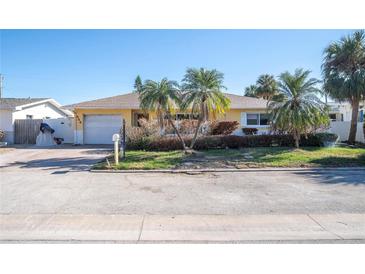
[259, 114, 269, 125]
[169, 113, 200, 120]
[246, 113, 269, 126]
[191, 113, 200, 120]
[329, 113, 337, 121]
[247, 114, 259, 125]
[176, 113, 190, 120]
[133, 113, 149, 127]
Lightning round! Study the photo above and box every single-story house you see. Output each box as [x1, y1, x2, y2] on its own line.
[0, 97, 73, 144]
[65, 92, 269, 145]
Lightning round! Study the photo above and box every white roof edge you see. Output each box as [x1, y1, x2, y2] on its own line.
[15, 98, 74, 117]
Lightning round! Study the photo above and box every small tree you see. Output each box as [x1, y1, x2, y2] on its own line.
[269, 69, 329, 148]
[244, 74, 285, 105]
[134, 75, 143, 93]
[181, 68, 231, 149]
[138, 78, 188, 152]
[244, 85, 258, 97]
[256, 74, 279, 101]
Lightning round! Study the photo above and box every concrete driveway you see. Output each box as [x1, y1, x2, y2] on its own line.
[0, 145, 111, 172]
[1, 146, 365, 242]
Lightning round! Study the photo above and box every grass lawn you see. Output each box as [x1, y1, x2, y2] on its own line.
[93, 150, 185, 170]
[203, 147, 365, 168]
[93, 146, 365, 170]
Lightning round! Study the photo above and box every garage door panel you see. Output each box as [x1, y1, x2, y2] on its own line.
[84, 115, 121, 144]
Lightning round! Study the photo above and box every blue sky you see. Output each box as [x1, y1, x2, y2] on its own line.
[0, 29, 354, 105]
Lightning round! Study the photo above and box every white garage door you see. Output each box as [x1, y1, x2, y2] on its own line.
[84, 115, 122, 144]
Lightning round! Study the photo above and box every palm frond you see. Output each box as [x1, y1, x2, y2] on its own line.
[181, 68, 230, 119]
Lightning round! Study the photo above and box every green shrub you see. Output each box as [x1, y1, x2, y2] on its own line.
[147, 137, 190, 151]
[125, 118, 160, 149]
[127, 136, 156, 150]
[315, 133, 339, 145]
[127, 133, 326, 151]
[0, 130, 5, 141]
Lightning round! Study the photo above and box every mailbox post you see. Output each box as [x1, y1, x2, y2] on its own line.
[112, 133, 120, 165]
[122, 119, 126, 159]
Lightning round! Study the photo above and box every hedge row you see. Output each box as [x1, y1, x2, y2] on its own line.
[127, 133, 329, 151]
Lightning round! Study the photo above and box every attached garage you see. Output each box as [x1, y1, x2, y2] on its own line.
[83, 115, 122, 144]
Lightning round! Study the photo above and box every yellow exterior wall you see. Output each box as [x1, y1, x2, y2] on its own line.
[222, 109, 241, 122]
[215, 108, 268, 123]
[74, 108, 267, 128]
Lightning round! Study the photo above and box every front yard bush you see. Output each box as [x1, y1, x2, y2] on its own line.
[0, 130, 5, 141]
[315, 133, 339, 143]
[178, 119, 199, 135]
[126, 133, 334, 151]
[211, 121, 239, 135]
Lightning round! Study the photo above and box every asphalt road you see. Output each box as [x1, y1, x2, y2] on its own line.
[0, 147, 365, 215]
[1, 147, 365, 242]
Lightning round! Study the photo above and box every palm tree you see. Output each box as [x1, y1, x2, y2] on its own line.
[181, 68, 231, 149]
[256, 74, 279, 101]
[244, 74, 281, 105]
[244, 85, 258, 97]
[139, 78, 187, 151]
[134, 75, 143, 93]
[269, 69, 329, 148]
[323, 30, 365, 144]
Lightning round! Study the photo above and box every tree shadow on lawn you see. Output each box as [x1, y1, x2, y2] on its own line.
[308, 154, 365, 167]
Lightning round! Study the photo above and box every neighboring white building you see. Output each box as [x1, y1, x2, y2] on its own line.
[327, 101, 364, 122]
[326, 100, 365, 143]
[0, 98, 73, 144]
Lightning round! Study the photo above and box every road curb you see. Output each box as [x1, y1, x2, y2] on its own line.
[89, 167, 365, 174]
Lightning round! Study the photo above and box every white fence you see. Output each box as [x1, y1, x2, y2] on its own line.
[43, 117, 74, 144]
[328, 121, 364, 143]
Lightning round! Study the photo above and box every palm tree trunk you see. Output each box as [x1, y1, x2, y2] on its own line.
[348, 99, 359, 144]
[157, 111, 164, 135]
[293, 130, 300, 148]
[168, 118, 187, 152]
[204, 104, 209, 121]
[189, 117, 203, 149]
[190, 103, 205, 149]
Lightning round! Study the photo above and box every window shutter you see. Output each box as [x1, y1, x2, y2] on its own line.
[241, 112, 247, 126]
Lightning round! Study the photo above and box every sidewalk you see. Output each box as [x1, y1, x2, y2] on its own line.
[1, 214, 364, 243]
